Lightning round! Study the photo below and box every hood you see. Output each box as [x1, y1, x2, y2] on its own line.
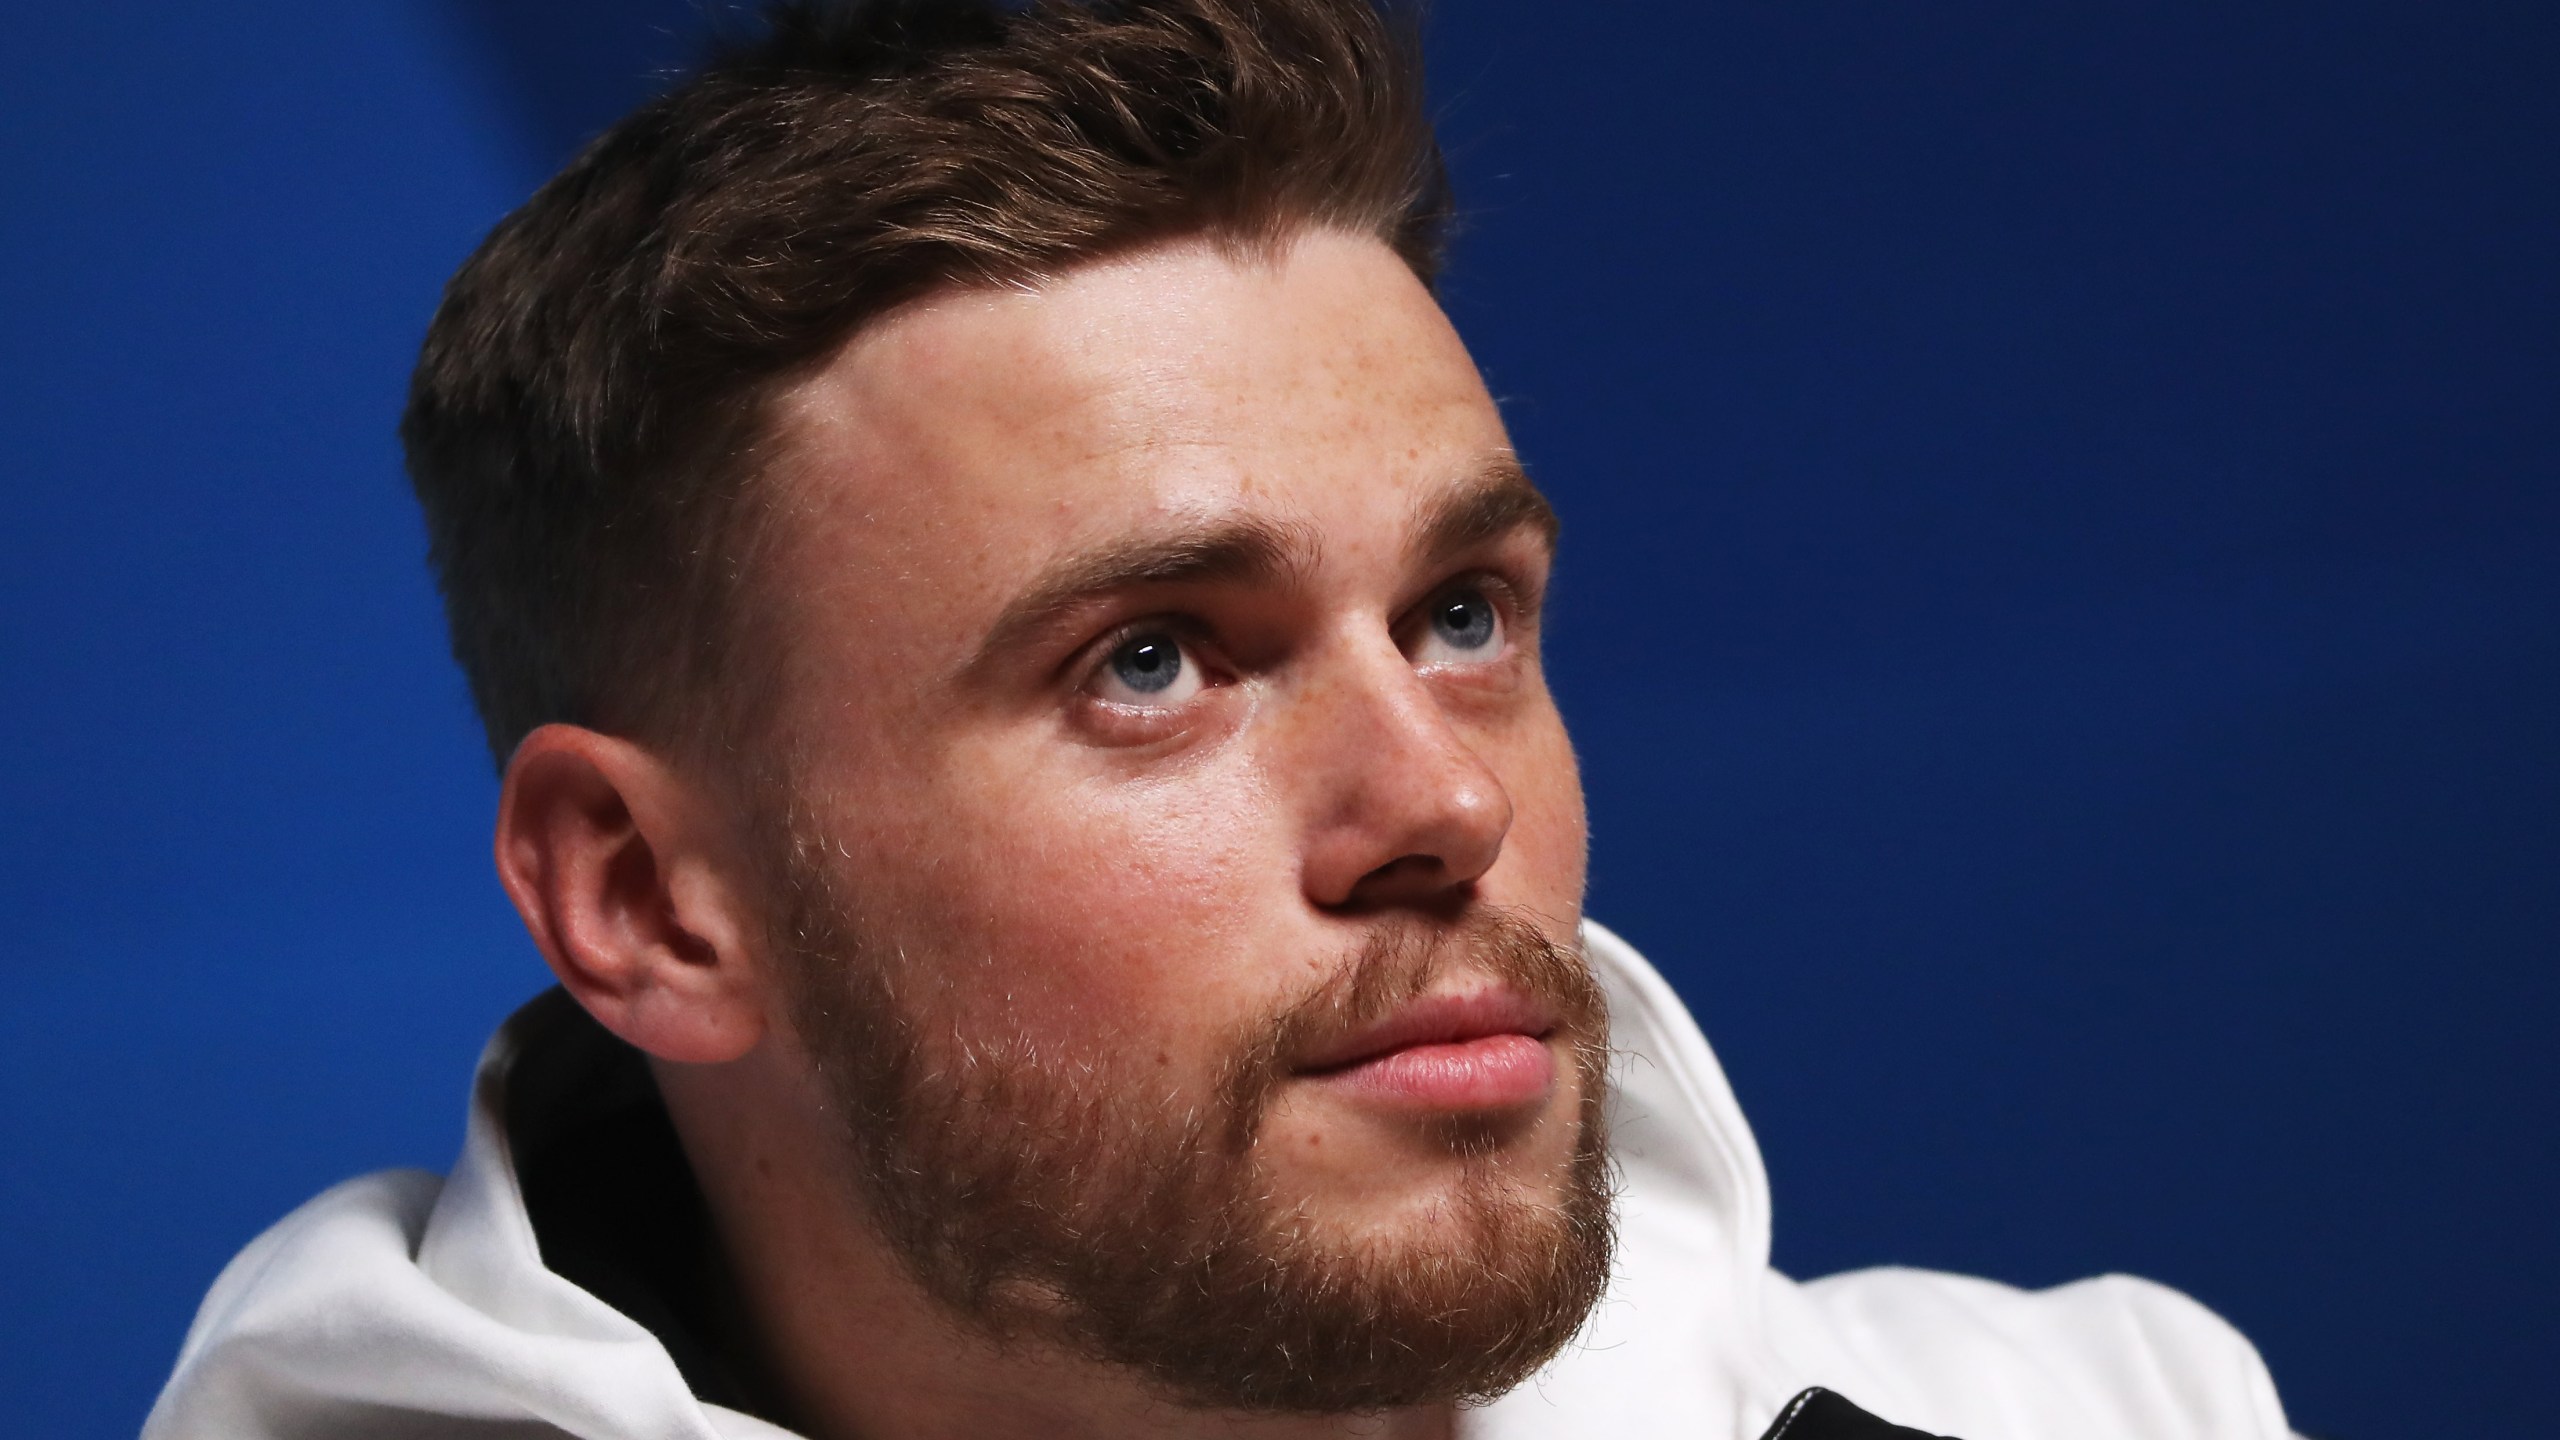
[143, 921, 2289, 1440]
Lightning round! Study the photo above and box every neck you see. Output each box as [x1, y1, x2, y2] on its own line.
[652, 1053, 1454, 1440]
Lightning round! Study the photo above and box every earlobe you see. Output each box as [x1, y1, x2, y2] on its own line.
[494, 724, 767, 1064]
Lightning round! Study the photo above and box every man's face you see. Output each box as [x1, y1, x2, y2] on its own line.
[749, 229, 1605, 1409]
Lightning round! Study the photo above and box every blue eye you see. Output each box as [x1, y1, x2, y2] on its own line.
[1410, 585, 1505, 668]
[1111, 634, 1184, 693]
[1092, 629, 1204, 707]
[1432, 591, 1497, 650]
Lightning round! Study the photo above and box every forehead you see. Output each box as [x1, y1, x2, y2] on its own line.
[762, 231, 1510, 607]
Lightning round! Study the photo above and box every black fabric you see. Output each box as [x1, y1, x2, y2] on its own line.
[503, 990, 773, 1420]
[1757, 1387, 1959, 1440]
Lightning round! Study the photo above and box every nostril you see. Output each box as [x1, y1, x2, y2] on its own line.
[1342, 853, 1470, 911]
[1365, 854, 1442, 885]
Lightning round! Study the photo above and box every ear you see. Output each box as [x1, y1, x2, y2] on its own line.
[494, 724, 767, 1064]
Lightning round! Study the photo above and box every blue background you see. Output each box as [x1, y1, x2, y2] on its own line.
[3, 3, 2553, 1435]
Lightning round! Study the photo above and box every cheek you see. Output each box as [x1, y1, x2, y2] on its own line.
[847, 739, 1301, 1057]
[1485, 702, 1590, 923]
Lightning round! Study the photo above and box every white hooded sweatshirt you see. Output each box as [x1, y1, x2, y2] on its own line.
[145, 923, 2295, 1440]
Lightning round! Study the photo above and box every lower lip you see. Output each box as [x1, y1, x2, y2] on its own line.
[1313, 1033, 1557, 1111]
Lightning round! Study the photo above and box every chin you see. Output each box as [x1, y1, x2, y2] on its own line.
[1264, 1094, 1592, 1242]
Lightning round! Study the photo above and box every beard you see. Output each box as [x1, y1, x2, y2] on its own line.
[766, 845, 1617, 1416]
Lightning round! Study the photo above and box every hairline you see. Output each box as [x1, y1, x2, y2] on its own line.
[693, 220, 1451, 747]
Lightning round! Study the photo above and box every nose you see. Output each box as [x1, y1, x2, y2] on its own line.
[1291, 637, 1516, 912]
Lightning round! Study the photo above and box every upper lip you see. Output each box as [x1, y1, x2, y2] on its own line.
[1291, 986, 1560, 1075]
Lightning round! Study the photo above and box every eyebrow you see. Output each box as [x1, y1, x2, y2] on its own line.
[969, 455, 1558, 672]
[972, 513, 1316, 667]
[1409, 456, 1561, 567]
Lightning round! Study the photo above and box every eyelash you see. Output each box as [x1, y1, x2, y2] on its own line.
[1068, 566, 1543, 699]
[1412, 568, 1541, 655]
[1073, 614, 1223, 690]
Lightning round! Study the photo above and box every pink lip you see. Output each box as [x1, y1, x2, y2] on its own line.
[1294, 989, 1561, 1112]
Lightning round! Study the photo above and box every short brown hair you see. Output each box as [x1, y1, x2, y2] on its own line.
[402, 0, 1450, 769]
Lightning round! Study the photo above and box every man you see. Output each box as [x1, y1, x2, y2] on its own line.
[146, 2, 2296, 1437]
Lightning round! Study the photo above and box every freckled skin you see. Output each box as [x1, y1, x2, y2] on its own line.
[669, 231, 1591, 1440]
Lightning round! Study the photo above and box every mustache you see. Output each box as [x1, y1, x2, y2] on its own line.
[1216, 910, 1606, 1136]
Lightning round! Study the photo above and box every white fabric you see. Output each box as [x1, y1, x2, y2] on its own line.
[145, 922, 2293, 1439]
